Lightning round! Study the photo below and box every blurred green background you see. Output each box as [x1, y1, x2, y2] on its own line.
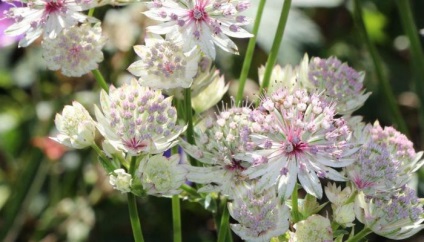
[0, 0, 424, 241]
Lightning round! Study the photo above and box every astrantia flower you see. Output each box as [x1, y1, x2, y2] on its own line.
[128, 34, 200, 89]
[51, 101, 96, 149]
[292, 215, 333, 242]
[308, 56, 371, 114]
[144, 0, 253, 59]
[181, 106, 260, 197]
[138, 154, 187, 196]
[95, 79, 185, 156]
[191, 69, 228, 113]
[228, 184, 290, 241]
[236, 88, 357, 199]
[4, 0, 94, 47]
[42, 23, 105, 77]
[109, 168, 132, 193]
[347, 122, 424, 198]
[258, 54, 310, 94]
[355, 186, 424, 240]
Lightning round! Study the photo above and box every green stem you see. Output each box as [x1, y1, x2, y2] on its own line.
[291, 183, 301, 223]
[346, 227, 372, 242]
[127, 156, 144, 242]
[184, 88, 197, 166]
[217, 198, 230, 242]
[258, 0, 292, 94]
[353, 0, 409, 135]
[88, 8, 95, 17]
[180, 184, 200, 198]
[236, 0, 267, 105]
[91, 144, 115, 173]
[395, 0, 424, 139]
[92, 69, 109, 92]
[172, 195, 182, 242]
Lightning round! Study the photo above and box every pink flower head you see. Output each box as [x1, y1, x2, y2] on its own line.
[236, 88, 358, 199]
[144, 0, 252, 59]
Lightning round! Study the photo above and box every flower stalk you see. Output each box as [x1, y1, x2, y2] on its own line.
[258, 0, 292, 94]
[172, 195, 182, 242]
[346, 227, 372, 242]
[92, 69, 109, 92]
[236, 0, 267, 105]
[217, 198, 230, 242]
[128, 156, 145, 242]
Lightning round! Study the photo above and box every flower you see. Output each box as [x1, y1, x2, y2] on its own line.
[191, 69, 228, 113]
[258, 54, 310, 94]
[144, 0, 253, 59]
[307, 56, 371, 114]
[236, 88, 357, 199]
[94, 79, 185, 156]
[228, 184, 290, 241]
[137, 154, 187, 196]
[109, 168, 132, 193]
[4, 0, 94, 47]
[292, 215, 333, 242]
[347, 121, 424, 198]
[325, 182, 355, 227]
[42, 23, 105, 77]
[51, 101, 96, 149]
[181, 106, 260, 197]
[355, 186, 424, 240]
[127, 34, 200, 89]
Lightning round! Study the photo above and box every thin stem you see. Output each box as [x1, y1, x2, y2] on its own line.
[91, 144, 115, 173]
[88, 8, 95, 17]
[236, 0, 267, 105]
[92, 69, 109, 92]
[291, 183, 301, 223]
[184, 88, 197, 166]
[346, 227, 372, 242]
[127, 156, 144, 242]
[180, 184, 200, 198]
[217, 198, 230, 242]
[353, 0, 409, 135]
[258, 0, 292, 94]
[395, 0, 424, 140]
[172, 195, 182, 242]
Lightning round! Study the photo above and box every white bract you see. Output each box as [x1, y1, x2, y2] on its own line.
[4, 0, 94, 47]
[144, 0, 253, 59]
[109, 169, 133, 193]
[42, 23, 105, 77]
[52, 101, 96, 149]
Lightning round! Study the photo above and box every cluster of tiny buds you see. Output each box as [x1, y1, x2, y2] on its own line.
[309, 57, 363, 100]
[370, 125, 415, 160]
[145, 42, 187, 78]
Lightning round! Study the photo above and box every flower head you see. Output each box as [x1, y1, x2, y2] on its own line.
[109, 168, 132, 193]
[95, 79, 185, 156]
[292, 215, 333, 242]
[51, 101, 96, 149]
[347, 122, 424, 198]
[127, 34, 200, 89]
[42, 23, 105, 77]
[181, 105, 260, 197]
[237, 88, 357, 199]
[228, 184, 290, 242]
[4, 0, 94, 47]
[308, 57, 371, 114]
[325, 183, 356, 227]
[138, 154, 187, 196]
[144, 0, 253, 59]
[355, 186, 424, 240]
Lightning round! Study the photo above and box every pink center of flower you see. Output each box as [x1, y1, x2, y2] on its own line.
[226, 159, 245, 172]
[45, 0, 64, 14]
[283, 136, 308, 157]
[69, 45, 81, 57]
[123, 137, 147, 153]
[163, 62, 175, 75]
[353, 175, 374, 190]
[189, 6, 208, 22]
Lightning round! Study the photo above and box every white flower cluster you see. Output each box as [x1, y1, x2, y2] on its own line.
[9, 0, 421, 241]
